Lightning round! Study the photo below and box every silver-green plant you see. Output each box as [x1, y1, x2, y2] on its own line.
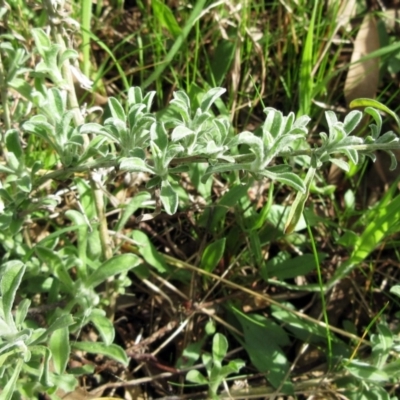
[1, 0, 400, 398]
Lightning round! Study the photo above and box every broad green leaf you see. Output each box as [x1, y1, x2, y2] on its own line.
[186, 370, 208, 385]
[0, 261, 25, 329]
[232, 308, 292, 391]
[89, 308, 115, 346]
[201, 238, 226, 273]
[212, 333, 228, 364]
[131, 230, 170, 273]
[160, 179, 179, 215]
[209, 40, 236, 86]
[5, 129, 23, 159]
[176, 340, 204, 369]
[390, 285, 400, 298]
[49, 326, 70, 375]
[85, 254, 140, 288]
[72, 342, 128, 365]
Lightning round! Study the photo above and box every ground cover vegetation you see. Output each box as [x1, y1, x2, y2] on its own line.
[2, 0, 400, 399]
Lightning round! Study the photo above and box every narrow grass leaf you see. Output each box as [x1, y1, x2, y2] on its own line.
[261, 253, 326, 280]
[152, 0, 182, 39]
[299, 1, 318, 115]
[142, 0, 208, 88]
[350, 98, 400, 128]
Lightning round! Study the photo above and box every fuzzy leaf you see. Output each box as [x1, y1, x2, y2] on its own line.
[85, 254, 140, 288]
[200, 87, 226, 113]
[160, 180, 178, 215]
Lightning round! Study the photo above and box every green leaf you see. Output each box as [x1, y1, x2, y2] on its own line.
[85, 254, 140, 288]
[232, 308, 292, 390]
[176, 340, 204, 369]
[30, 314, 74, 345]
[271, 306, 328, 341]
[390, 285, 400, 298]
[131, 230, 170, 273]
[15, 299, 30, 328]
[350, 98, 400, 129]
[49, 326, 70, 375]
[261, 253, 326, 280]
[35, 246, 75, 294]
[160, 179, 179, 215]
[285, 166, 315, 234]
[343, 110, 363, 134]
[5, 129, 23, 159]
[119, 157, 155, 174]
[209, 40, 236, 86]
[151, 0, 182, 39]
[89, 308, 115, 346]
[205, 184, 250, 232]
[0, 358, 23, 400]
[212, 333, 228, 364]
[115, 191, 152, 231]
[108, 97, 126, 122]
[72, 342, 128, 365]
[201, 238, 226, 273]
[186, 369, 208, 385]
[0, 261, 25, 329]
[200, 87, 226, 113]
[344, 359, 389, 383]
